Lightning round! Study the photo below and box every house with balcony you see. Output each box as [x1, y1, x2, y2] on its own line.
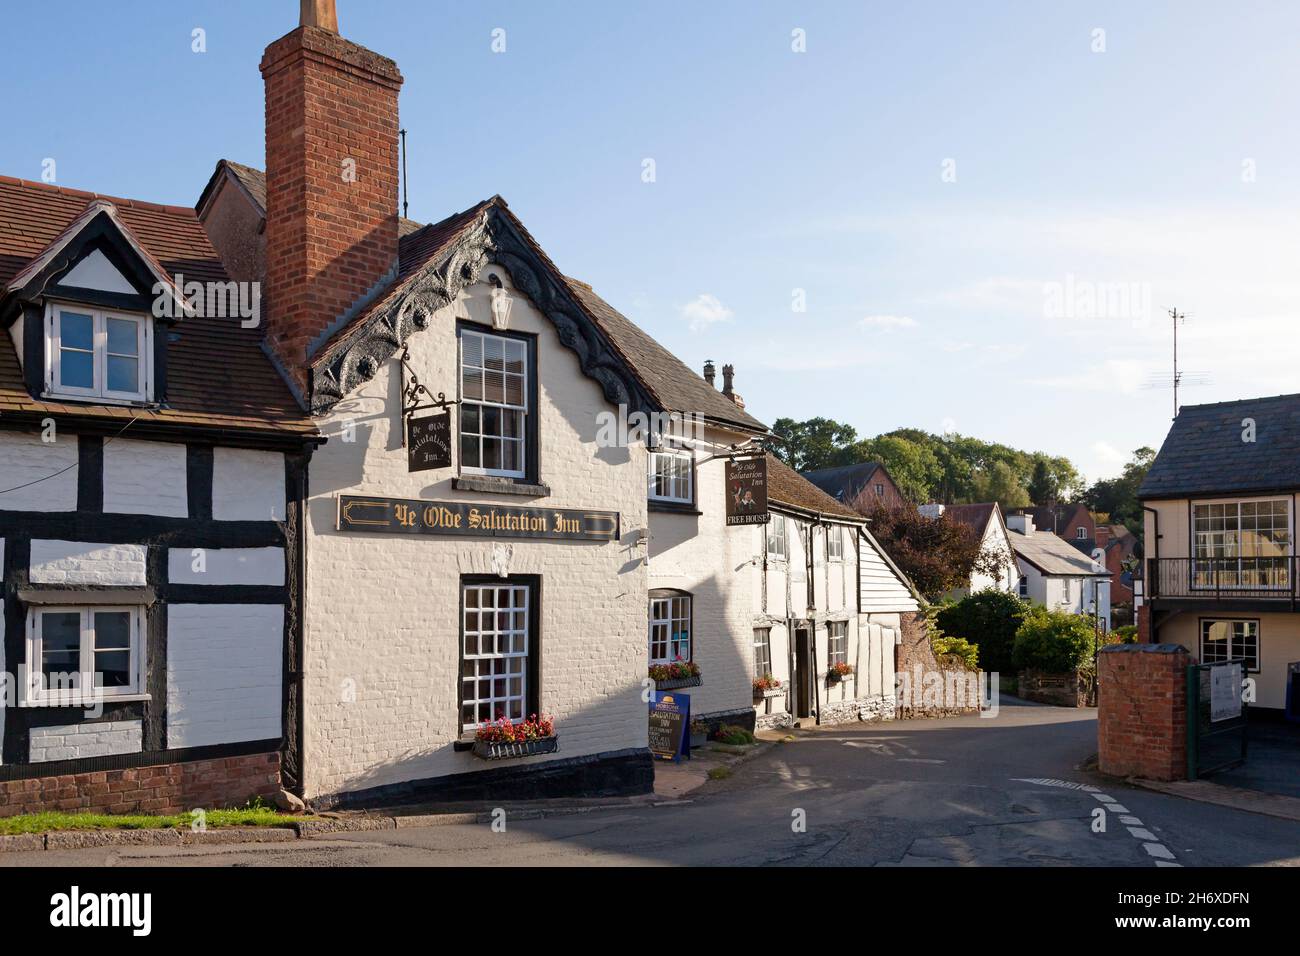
[1138, 393, 1300, 716]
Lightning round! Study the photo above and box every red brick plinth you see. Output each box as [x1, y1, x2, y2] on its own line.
[1097, 644, 1190, 781]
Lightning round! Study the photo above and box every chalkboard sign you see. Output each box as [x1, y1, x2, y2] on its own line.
[408, 413, 452, 472]
[725, 457, 769, 526]
[648, 691, 690, 762]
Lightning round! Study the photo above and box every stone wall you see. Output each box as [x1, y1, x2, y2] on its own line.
[1097, 643, 1188, 781]
[1019, 668, 1089, 707]
[0, 752, 281, 816]
[895, 610, 982, 717]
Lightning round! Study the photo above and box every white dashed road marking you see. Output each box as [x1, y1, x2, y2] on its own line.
[1015, 778, 1182, 867]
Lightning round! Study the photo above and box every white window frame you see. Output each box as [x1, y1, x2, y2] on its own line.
[649, 593, 692, 666]
[1018, 574, 1029, 598]
[44, 301, 151, 403]
[460, 583, 530, 731]
[458, 327, 529, 480]
[1192, 497, 1292, 591]
[827, 525, 844, 561]
[1076, 527, 1088, 540]
[648, 448, 693, 503]
[767, 514, 788, 560]
[1199, 619, 1260, 673]
[752, 627, 772, 679]
[827, 621, 847, 667]
[23, 605, 147, 706]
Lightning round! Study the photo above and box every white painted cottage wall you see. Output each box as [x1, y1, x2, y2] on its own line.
[213, 448, 285, 521]
[302, 272, 649, 799]
[0, 433, 78, 512]
[647, 423, 759, 719]
[29, 540, 147, 586]
[102, 438, 187, 517]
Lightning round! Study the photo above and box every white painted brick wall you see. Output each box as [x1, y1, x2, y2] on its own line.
[213, 448, 285, 521]
[303, 275, 649, 800]
[29, 540, 147, 586]
[648, 422, 762, 718]
[167, 547, 285, 586]
[166, 604, 283, 748]
[102, 438, 188, 517]
[0, 432, 78, 512]
[29, 719, 143, 762]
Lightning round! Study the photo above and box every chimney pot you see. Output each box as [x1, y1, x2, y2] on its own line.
[721, 363, 735, 397]
[301, 0, 339, 32]
[703, 359, 716, 388]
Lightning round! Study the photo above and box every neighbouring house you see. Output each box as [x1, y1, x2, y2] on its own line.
[0, 175, 319, 813]
[1007, 514, 1112, 631]
[1138, 392, 1300, 716]
[1095, 523, 1138, 624]
[753, 455, 917, 727]
[802, 460, 909, 512]
[1008, 503, 1096, 551]
[917, 502, 1019, 598]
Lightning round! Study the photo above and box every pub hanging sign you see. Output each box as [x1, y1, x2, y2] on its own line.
[725, 456, 769, 526]
[337, 495, 620, 542]
[407, 413, 452, 472]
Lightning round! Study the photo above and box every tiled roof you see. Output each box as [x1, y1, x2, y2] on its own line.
[802, 461, 883, 502]
[943, 502, 998, 535]
[563, 280, 767, 433]
[1009, 527, 1109, 577]
[1139, 393, 1300, 498]
[0, 176, 315, 439]
[766, 454, 863, 521]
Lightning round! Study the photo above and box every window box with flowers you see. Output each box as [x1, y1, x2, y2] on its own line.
[827, 662, 854, 685]
[753, 674, 784, 700]
[471, 715, 559, 760]
[649, 659, 702, 690]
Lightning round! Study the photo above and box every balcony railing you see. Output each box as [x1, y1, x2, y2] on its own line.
[1149, 557, 1298, 602]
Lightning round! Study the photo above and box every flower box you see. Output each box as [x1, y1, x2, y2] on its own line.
[655, 675, 702, 690]
[472, 735, 560, 760]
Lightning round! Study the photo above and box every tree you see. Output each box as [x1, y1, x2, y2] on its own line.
[1027, 458, 1059, 506]
[935, 590, 1028, 676]
[865, 502, 1006, 599]
[770, 417, 858, 471]
[853, 435, 942, 503]
[970, 461, 1030, 512]
[1079, 446, 1156, 537]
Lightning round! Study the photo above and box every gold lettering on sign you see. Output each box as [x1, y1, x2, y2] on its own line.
[394, 504, 417, 528]
[553, 512, 579, 535]
[423, 505, 463, 529]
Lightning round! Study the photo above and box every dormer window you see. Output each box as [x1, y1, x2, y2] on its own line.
[45, 302, 152, 403]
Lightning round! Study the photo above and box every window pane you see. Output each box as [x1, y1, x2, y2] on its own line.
[106, 355, 138, 393]
[460, 435, 479, 468]
[60, 311, 93, 350]
[60, 349, 94, 388]
[106, 317, 139, 356]
[41, 612, 81, 679]
[94, 651, 131, 688]
[484, 371, 505, 403]
[463, 367, 483, 401]
[461, 333, 483, 368]
[484, 336, 505, 371]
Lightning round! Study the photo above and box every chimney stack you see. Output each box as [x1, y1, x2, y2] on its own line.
[261, 1, 403, 394]
[719, 363, 744, 410]
[703, 359, 716, 388]
[1007, 513, 1034, 536]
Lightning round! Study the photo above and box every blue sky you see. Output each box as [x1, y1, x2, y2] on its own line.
[5, 1, 1299, 483]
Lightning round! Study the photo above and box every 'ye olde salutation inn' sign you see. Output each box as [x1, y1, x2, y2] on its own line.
[407, 413, 452, 472]
[725, 457, 769, 526]
[336, 495, 620, 542]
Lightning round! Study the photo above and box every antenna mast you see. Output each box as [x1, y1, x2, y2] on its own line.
[399, 128, 409, 219]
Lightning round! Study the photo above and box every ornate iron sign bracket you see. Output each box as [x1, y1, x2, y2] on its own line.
[399, 344, 459, 447]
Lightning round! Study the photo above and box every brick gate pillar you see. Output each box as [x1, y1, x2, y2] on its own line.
[1097, 644, 1190, 781]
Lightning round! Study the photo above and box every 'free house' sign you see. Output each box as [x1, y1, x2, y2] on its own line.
[336, 495, 620, 542]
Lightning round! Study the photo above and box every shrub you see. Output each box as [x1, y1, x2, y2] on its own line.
[711, 724, 755, 746]
[932, 635, 979, 670]
[1113, 624, 1138, 644]
[935, 590, 1027, 675]
[1012, 607, 1097, 674]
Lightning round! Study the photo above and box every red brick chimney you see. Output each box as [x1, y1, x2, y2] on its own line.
[260, 0, 403, 395]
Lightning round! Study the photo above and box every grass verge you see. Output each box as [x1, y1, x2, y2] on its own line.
[0, 802, 307, 836]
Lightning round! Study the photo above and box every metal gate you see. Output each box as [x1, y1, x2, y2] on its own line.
[1186, 660, 1248, 778]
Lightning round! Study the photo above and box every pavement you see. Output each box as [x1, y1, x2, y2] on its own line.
[1212, 720, 1300, 799]
[4, 698, 1298, 867]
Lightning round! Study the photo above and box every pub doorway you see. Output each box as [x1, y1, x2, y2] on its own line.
[794, 625, 814, 719]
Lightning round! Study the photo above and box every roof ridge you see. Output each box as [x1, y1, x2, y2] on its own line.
[0, 175, 199, 218]
[1179, 391, 1300, 411]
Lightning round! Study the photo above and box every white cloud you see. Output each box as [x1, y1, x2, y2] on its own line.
[1091, 440, 1129, 466]
[680, 293, 733, 332]
[859, 314, 917, 330]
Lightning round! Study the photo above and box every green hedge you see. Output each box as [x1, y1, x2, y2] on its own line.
[1012, 606, 1097, 673]
[934, 590, 1028, 676]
